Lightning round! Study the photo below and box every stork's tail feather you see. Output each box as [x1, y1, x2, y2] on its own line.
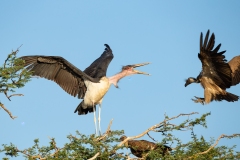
[74, 101, 96, 115]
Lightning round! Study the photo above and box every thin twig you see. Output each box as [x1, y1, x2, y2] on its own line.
[0, 102, 17, 119]
[7, 94, 24, 101]
[147, 132, 157, 142]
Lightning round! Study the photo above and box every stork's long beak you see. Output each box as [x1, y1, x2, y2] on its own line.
[131, 62, 150, 75]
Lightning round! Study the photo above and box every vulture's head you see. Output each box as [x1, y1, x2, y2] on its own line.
[185, 77, 199, 87]
[119, 135, 129, 147]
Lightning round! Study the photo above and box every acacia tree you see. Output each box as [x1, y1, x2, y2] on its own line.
[0, 49, 240, 160]
[0, 47, 31, 119]
[1, 112, 240, 159]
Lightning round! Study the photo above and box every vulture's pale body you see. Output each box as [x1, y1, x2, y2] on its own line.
[185, 30, 240, 104]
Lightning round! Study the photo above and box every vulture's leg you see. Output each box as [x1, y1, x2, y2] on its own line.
[93, 102, 98, 136]
[192, 96, 205, 105]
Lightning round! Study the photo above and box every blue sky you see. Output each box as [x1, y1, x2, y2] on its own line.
[1, 1, 240, 159]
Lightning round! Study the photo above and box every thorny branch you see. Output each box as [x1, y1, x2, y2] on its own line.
[185, 134, 240, 159]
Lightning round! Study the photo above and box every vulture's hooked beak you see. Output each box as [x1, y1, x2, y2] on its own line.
[185, 80, 190, 87]
[130, 62, 150, 75]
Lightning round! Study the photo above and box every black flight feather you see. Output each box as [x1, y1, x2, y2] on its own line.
[84, 44, 114, 78]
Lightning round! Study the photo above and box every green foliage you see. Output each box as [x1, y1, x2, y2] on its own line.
[0, 48, 31, 99]
[0, 48, 32, 119]
[1, 130, 125, 160]
[1, 113, 240, 159]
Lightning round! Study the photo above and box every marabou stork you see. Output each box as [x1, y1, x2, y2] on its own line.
[20, 44, 149, 135]
[120, 135, 172, 159]
[185, 30, 240, 104]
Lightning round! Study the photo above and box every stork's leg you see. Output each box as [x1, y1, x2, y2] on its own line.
[92, 103, 98, 136]
[192, 96, 205, 105]
[98, 104, 102, 135]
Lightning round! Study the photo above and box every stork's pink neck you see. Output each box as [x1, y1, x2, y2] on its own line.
[108, 70, 134, 88]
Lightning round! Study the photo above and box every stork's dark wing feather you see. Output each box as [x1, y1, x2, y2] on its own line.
[198, 30, 232, 89]
[21, 56, 99, 99]
[228, 55, 240, 86]
[84, 44, 114, 78]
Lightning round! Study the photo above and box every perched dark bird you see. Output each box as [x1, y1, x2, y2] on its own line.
[120, 135, 171, 159]
[185, 30, 240, 104]
[20, 44, 150, 135]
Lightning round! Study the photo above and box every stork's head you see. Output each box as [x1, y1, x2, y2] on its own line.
[185, 77, 199, 87]
[121, 62, 150, 76]
[109, 62, 150, 88]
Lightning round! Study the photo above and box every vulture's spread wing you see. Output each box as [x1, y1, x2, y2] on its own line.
[198, 30, 232, 89]
[228, 55, 240, 86]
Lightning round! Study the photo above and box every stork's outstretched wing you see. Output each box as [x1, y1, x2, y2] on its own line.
[20, 44, 112, 98]
[21, 56, 95, 99]
[198, 30, 232, 89]
[84, 44, 114, 78]
[228, 55, 240, 85]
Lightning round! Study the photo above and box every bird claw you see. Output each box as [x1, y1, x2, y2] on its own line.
[192, 96, 205, 105]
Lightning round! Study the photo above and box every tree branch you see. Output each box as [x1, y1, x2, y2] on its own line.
[0, 102, 17, 119]
[88, 152, 100, 160]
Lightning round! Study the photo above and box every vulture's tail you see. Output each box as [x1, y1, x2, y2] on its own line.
[219, 92, 239, 102]
[224, 92, 239, 102]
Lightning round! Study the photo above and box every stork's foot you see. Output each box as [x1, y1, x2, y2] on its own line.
[192, 96, 205, 105]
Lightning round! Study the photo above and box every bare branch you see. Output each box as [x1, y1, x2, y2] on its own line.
[5, 93, 24, 101]
[0, 102, 17, 119]
[164, 112, 198, 122]
[118, 112, 198, 147]
[87, 152, 100, 160]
